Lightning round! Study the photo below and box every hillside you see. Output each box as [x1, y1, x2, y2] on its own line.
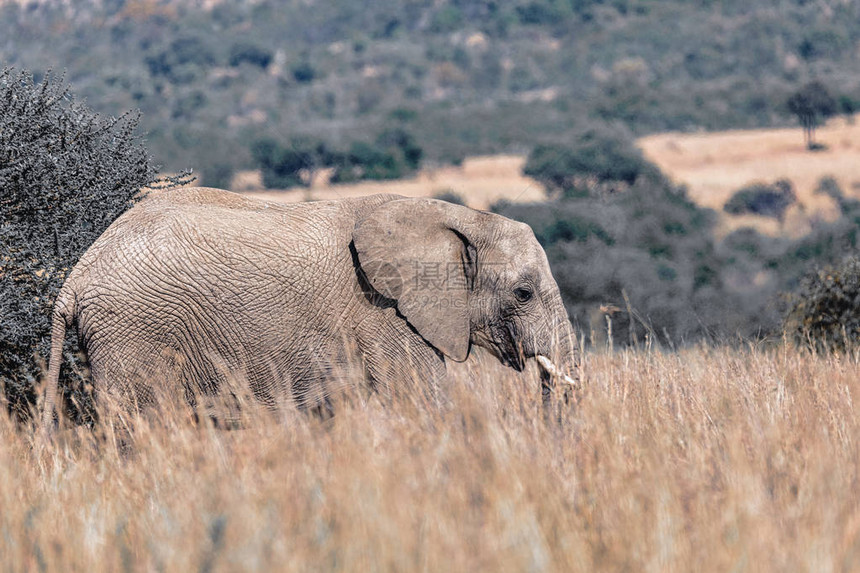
[2, 0, 860, 185]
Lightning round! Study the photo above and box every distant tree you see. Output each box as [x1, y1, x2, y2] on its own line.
[814, 176, 859, 215]
[145, 35, 217, 84]
[291, 60, 316, 84]
[838, 95, 857, 124]
[331, 141, 401, 182]
[326, 129, 423, 184]
[229, 42, 273, 69]
[515, 0, 575, 25]
[786, 81, 837, 149]
[536, 217, 615, 246]
[814, 176, 844, 201]
[375, 128, 423, 170]
[524, 126, 659, 198]
[200, 163, 236, 189]
[433, 191, 466, 205]
[429, 5, 463, 33]
[251, 137, 329, 189]
[388, 107, 419, 123]
[252, 129, 423, 188]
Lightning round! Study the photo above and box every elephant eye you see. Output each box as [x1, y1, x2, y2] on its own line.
[514, 287, 533, 303]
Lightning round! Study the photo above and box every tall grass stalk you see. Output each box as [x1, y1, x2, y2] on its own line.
[1, 344, 858, 571]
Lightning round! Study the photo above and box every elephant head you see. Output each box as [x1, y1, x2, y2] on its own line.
[353, 198, 579, 386]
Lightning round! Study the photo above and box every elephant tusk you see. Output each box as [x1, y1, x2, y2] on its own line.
[536, 355, 580, 389]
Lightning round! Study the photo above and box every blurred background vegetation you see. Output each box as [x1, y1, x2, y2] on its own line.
[499, 128, 860, 346]
[4, 0, 860, 181]
[1, 0, 859, 361]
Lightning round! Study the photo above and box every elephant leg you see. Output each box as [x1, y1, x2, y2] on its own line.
[286, 340, 356, 413]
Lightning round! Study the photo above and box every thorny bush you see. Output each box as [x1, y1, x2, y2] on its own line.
[0, 68, 190, 422]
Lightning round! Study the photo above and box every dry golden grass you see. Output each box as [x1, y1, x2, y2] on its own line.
[3, 345, 859, 571]
[639, 115, 860, 238]
[232, 155, 545, 211]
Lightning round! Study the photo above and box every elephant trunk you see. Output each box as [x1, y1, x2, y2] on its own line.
[535, 293, 581, 391]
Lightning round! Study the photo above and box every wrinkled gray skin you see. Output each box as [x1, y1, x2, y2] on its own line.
[42, 188, 578, 427]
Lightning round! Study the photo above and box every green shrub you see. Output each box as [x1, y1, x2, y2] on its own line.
[336, 141, 402, 182]
[229, 42, 273, 68]
[815, 176, 844, 201]
[433, 191, 466, 205]
[786, 258, 860, 351]
[515, 0, 575, 25]
[251, 129, 424, 188]
[429, 6, 463, 33]
[388, 108, 419, 123]
[145, 35, 217, 84]
[375, 128, 423, 170]
[251, 138, 321, 189]
[524, 126, 659, 198]
[814, 176, 859, 215]
[200, 163, 236, 189]
[723, 179, 796, 219]
[538, 218, 614, 246]
[292, 60, 316, 84]
[328, 129, 423, 184]
[838, 95, 857, 117]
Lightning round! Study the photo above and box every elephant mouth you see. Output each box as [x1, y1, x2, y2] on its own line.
[483, 328, 579, 388]
[497, 323, 526, 371]
[499, 348, 525, 371]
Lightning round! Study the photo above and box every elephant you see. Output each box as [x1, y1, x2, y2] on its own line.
[41, 187, 578, 428]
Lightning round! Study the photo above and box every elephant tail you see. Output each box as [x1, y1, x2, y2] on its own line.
[41, 292, 74, 434]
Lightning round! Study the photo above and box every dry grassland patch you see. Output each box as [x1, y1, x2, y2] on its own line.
[639, 115, 860, 238]
[234, 155, 544, 211]
[3, 346, 859, 571]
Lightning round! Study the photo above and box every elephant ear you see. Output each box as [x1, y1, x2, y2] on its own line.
[353, 198, 479, 362]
